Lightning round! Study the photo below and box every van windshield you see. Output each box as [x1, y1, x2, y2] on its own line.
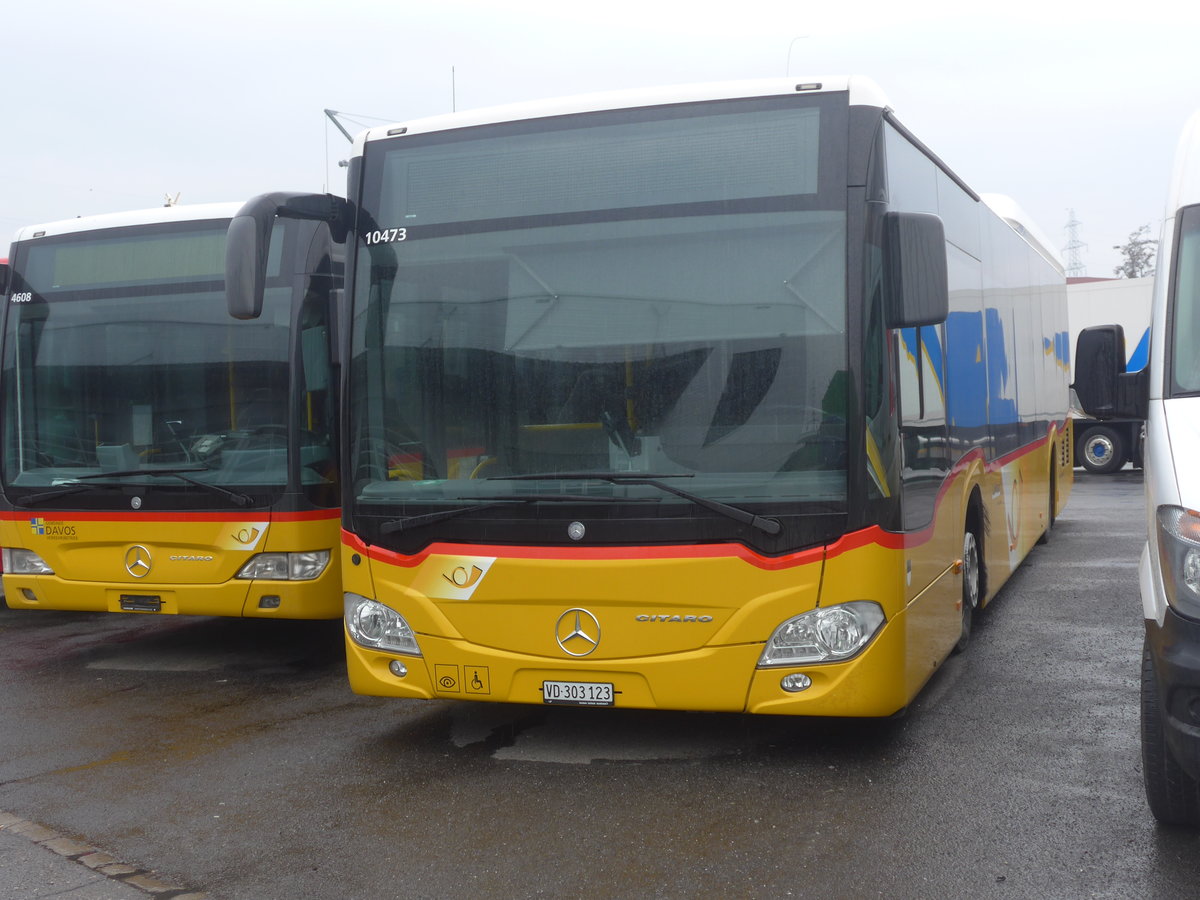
[1172, 205, 1200, 395]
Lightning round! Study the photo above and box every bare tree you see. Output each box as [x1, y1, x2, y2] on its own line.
[1113, 225, 1157, 278]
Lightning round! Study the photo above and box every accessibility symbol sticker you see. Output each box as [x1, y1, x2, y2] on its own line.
[464, 666, 491, 695]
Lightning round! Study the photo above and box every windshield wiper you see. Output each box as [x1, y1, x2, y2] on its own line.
[379, 493, 652, 535]
[488, 473, 783, 536]
[64, 466, 212, 480]
[15, 466, 254, 508]
[381, 499, 522, 534]
[153, 471, 255, 507]
[15, 483, 100, 507]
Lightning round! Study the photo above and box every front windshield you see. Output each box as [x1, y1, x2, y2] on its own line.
[2, 219, 321, 496]
[350, 95, 849, 536]
[1171, 205, 1200, 394]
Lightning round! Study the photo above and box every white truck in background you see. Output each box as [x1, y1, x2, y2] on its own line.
[1069, 275, 1151, 473]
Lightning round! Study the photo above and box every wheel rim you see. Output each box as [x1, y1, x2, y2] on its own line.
[962, 532, 980, 610]
[1084, 435, 1114, 467]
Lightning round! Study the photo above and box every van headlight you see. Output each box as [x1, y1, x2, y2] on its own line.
[759, 601, 886, 666]
[236, 550, 330, 581]
[345, 593, 422, 655]
[1156, 506, 1200, 619]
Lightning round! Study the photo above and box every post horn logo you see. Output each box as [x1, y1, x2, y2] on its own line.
[232, 527, 262, 545]
[443, 565, 485, 589]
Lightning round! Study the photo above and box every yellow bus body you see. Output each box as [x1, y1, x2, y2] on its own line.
[1, 510, 342, 618]
[344, 430, 1071, 716]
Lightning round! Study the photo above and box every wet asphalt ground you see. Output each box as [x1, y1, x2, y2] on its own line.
[2, 469, 1197, 899]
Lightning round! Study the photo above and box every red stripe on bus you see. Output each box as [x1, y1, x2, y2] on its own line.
[342, 529, 828, 571]
[0, 509, 338, 524]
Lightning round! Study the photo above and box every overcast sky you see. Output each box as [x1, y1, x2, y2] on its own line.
[6, 0, 1197, 276]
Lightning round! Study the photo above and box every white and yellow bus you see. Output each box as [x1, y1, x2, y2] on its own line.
[231, 77, 1071, 714]
[0, 202, 342, 618]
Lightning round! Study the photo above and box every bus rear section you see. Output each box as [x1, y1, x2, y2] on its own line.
[0, 204, 342, 618]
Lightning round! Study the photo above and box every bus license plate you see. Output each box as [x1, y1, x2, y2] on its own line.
[119, 594, 163, 612]
[542, 680, 614, 706]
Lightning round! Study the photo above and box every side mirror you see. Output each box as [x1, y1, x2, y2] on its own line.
[225, 192, 349, 320]
[882, 211, 949, 329]
[225, 215, 267, 320]
[0, 260, 9, 296]
[1073, 324, 1148, 420]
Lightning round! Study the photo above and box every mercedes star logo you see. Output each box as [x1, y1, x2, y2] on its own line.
[125, 545, 152, 579]
[555, 608, 601, 657]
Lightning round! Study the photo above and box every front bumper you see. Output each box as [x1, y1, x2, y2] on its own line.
[345, 603, 913, 718]
[3, 572, 342, 619]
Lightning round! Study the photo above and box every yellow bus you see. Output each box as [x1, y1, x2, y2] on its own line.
[230, 77, 1071, 714]
[0, 202, 341, 618]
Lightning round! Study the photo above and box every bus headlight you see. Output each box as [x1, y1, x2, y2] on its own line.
[1156, 506, 1200, 619]
[236, 550, 330, 581]
[2, 548, 54, 575]
[759, 601, 886, 666]
[345, 593, 422, 656]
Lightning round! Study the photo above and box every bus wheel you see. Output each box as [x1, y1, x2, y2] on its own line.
[1080, 425, 1125, 475]
[1038, 461, 1056, 545]
[955, 528, 981, 654]
[1142, 636, 1200, 825]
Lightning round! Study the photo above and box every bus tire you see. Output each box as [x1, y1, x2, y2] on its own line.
[954, 519, 982, 654]
[1142, 637, 1200, 826]
[1037, 460, 1056, 545]
[1079, 425, 1125, 475]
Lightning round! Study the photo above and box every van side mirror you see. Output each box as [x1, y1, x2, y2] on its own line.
[883, 211, 949, 329]
[1073, 324, 1148, 420]
[0, 260, 9, 295]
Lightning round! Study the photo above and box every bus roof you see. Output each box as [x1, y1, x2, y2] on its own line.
[1168, 109, 1200, 215]
[982, 193, 1066, 273]
[10, 202, 244, 244]
[353, 76, 890, 152]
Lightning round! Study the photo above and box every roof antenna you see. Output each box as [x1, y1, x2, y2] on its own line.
[324, 109, 355, 144]
[785, 35, 809, 76]
[163, 192, 181, 207]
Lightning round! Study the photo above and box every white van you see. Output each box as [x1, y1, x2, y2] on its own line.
[1076, 110, 1200, 825]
